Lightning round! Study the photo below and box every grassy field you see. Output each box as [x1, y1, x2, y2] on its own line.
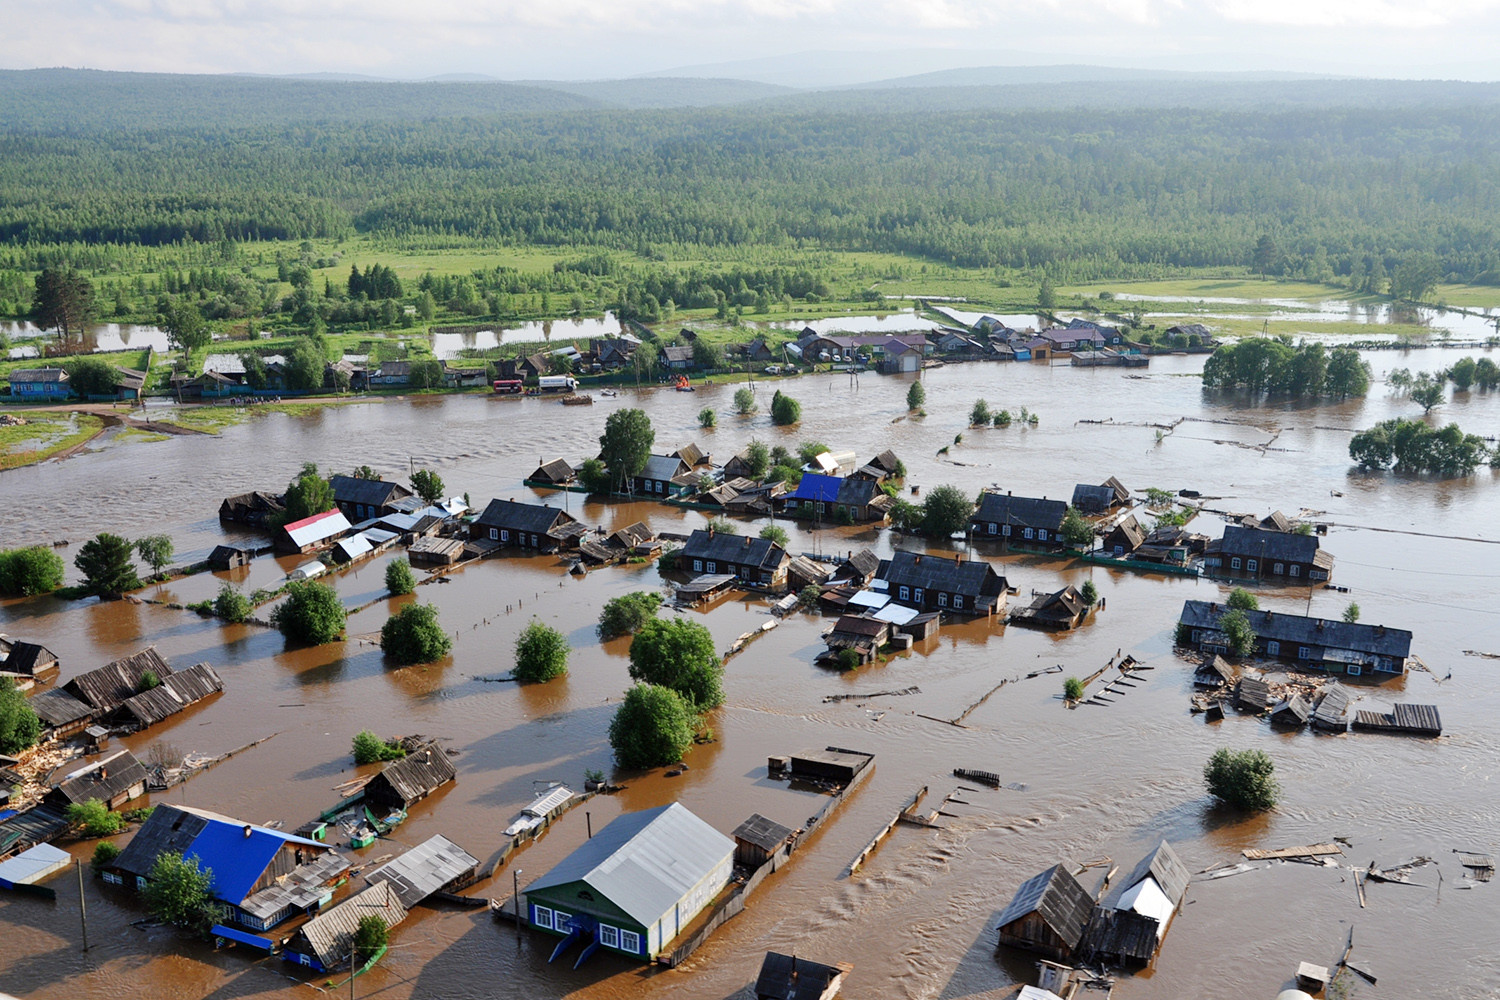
[0, 413, 105, 469]
[151, 396, 377, 433]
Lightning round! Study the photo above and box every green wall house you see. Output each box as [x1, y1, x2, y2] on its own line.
[523, 803, 734, 964]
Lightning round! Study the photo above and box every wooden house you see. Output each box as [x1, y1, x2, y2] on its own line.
[522, 803, 734, 963]
[661, 345, 695, 370]
[370, 360, 412, 386]
[1070, 477, 1130, 514]
[848, 449, 902, 483]
[64, 648, 175, 718]
[409, 536, 465, 565]
[1009, 586, 1089, 631]
[1102, 515, 1146, 558]
[1352, 702, 1442, 736]
[1204, 525, 1334, 583]
[328, 475, 414, 522]
[877, 551, 1007, 617]
[0, 639, 59, 690]
[677, 529, 790, 590]
[1193, 655, 1234, 688]
[283, 881, 407, 971]
[115, 662, 224, 730]
[970, 491, 1067, 549]
[218, 491, 285, 526]
[732, 813, 795, 868]
[472, 499, 586, 553]
[527, 458, 576, 487]
[1235, 676, 1271, 713]
[1135, 525, 1208, 566]
[786, 555, 836, 594]
[1270, 695, 1312, 728]
[1083, 841, 1189, 968]
[631, 454, 692, 498]
[775, 747, 874, 784]
[1178, 601, 1411, 676]
[828, 550, 880, 587]
[28, 689, 93, 739]
[207, 545, 252, 570]
[720, 450, 760, 481]
[363, 834, 480, 908]
[109, 803, 346, 932]
[834, 478, 891, 522]
[6, 367, 71, 400]
[45, 749, 148, 811]
[995, 864, 1094, 961]
[786, 473, 842, 518]
[673, 443, 708, 468]
[275, 508, 353, 555]
[755, 952, 852, 1000]
[363, 742, 455, 813]
[1312, 684, 1351, 731]
[826, 615, 891, 663]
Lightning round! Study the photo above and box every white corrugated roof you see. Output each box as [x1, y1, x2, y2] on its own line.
[847, 590, 890, 610]
[524, 784, 576, 818]
[285, 510, 352, 548]
[335, 535, 373, 560]
[0, 843, 71, 885]
[870, 602, 918, 625]
[361, 528, 399, 545]
[1117, 876, 1173, 935]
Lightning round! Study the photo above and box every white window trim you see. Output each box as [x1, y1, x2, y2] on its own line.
[1266, 641, 1280, 656]
[1298, 646, 1310, 659]
[953, 594, 964, 609]
[1247, 559, 1258, 572]
[914, 588, 924, 603]
[1002, 524, 1011, 536]
[693, 559, 703, 572]
[553, 909, 571, 930]
[599, 924, 620, 948]
[1274, 562, 1284, 575]
[1346, 663, 1363, 676]
[1290, 564, 1301, 577]
[620, 929, 641, 954]
[533, 905, 553, 930]
[938, 592, 948, 607]
[1023, 527, 1035, 539]
[490, 528, 500, 541]
[899, 586, 910, 601]
[1230, 557, 1242, 570]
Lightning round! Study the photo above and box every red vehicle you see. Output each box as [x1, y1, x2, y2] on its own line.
[492, 379, 523, 395]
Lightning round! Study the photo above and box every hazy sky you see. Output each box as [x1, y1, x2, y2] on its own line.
[4, 0, 1499, 82]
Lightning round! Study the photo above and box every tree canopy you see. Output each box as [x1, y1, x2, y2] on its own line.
[627, 616, 724, 709]
[134, 534, 174, 577]
[74, 532, 141, 597]
[608, 683, 696, 769]
[599, 408, 655, 492]
[142, 851, 217, 932]
[920, 484, 973, 538]
[0, 678, 42, 755]
[33, 268, 95, 336]
[1202, 338, 1371, 398]
[770, 389, 801, 426]
[0, 545, 65, 596]
[270, 581, 347, 644]
[385, 558, 416, 595]
[1204, 747, 1280, 811]
[597, 591, 663, 640]
[1350, 418, 1489, 475]
[410, 469, 445, 504]
[283, 462, 335, 522]
[379, 603, 452, 665]
[514, 620, 569, 682]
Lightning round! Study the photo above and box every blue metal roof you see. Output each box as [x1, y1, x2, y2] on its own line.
[791, 473, 842, 503]
[211, 923, 275, 951]
[186, 819, 327, 904]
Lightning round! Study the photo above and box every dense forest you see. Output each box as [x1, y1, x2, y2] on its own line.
[2, 70, 1500, 287]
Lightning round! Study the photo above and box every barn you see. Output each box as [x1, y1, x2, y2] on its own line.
[995, 863, 1094, 961]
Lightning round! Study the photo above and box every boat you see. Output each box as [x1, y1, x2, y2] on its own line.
[599, 389, 619, 397]
[673, 375, 696, 392]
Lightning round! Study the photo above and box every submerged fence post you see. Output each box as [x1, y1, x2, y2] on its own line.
[76, 859, 89, 952]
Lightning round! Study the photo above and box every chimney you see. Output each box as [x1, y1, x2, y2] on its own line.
[914, 555, 921, 565]
[98, 767, 108, 781]
[954, 553, 962, 565]
[744, 536, 751, 547]
[243, 824, 254, 839]
[1008, 490, 1012, 496]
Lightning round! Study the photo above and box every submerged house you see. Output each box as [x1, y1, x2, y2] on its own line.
[1204, 525, 1334, 583]
[472, 499, 587, 553]
[995, 863, 1095, 962]
[1081, 841, 1190, 968]
[523, 803, 735, 964]
[676, 529, 790, 590]
[283, 881, 407, 971]
[218, 491, 286, 526]
[328, 475, 414, 522]
[1009, 586, 1090, 631]
[527, 458, 577, 487]
[0, 639, 59, 690]
[1178, 600, 1412, 677]
[755, 952, 852, 1000]
[63, 648, 175, 718]
[45, 749, 149, 811]
[274, 509, 353, 555]
[1070, 477, 1130, 514]
[28, 689, 94, 739]
[1102, 515, 1146, 558]
[970, 492, 1067, 550]
[785, 474, 842, 518]
[363, 834, 480, 908]
[631, 454, 692, 498]
[115, 662, 224, 730]
[362, 742, 456, 813]
[877, 551, 1007, 617]
[110, 803, 346, 931]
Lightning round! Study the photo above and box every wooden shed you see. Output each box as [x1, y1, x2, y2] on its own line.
[1270, 694, 1311, 728]
[1193, 655, 1234, 688]
[45, 749, 148, 811]
[0, 640, 60, 684]
[63, 647, 175, 717]
[1235, 676, 1271, 713]
[116, 662, 224, 730]
[732, 813, 795, 868]
[995, 863, 1094, 962]
[755, 952, 852, 1000]
[27, 689, 93, 739]
[207, 545, 253, 571]
[283, 881, 408, 972]
[363, 742, 455, 813]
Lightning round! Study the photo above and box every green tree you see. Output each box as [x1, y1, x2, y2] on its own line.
[134, 534, 174, 578]
[240, 352, 269, 390]
[64, 357, 120, 397]
[698, 407, 716, 429]
[598, 591, 663, 640]
[969, 398, 991, 426]
[1079, 580, 1099, 607]
[759, 524, 790, 547]
[706, 516, 737, 535]
[1059, 507, 1094, 548]
[514, 620, 569, 682]
[1204, 748, 1280, 811]
[159, 298, 210, 352]
[906, 380, 925, 410]
[1144, 487, 1174, 508]
[1389, 252, 1441, 301]
[284, 338, 326, 392]
[1063, 677, 1085, 702]
[380, 603, 452, 665]
[1219, 608, 1256, 656]
[733, 387, 757, 415]
[0, 546, 65, 596]
[770, 389, 800, 426]
[410, 468, 445, 504]
[0, 678, 42, 755]
[385, 558, 416, 595]
[744, 440, 771, 479]
[352, 729, 406, 764]
[599, 408, 656, 492]
[142, 851, 217, 931]
[920, 484, 973, 538]
[416, 290, 436, 320]
[213, 582, 251, 623]
[283, 462, 334, 522]
[1227, 587, 1259, 611]
[91, 840, 122, 871]
[1408, 374, 1445, 412]
[628, 617, 723, 709]
[1350, 418, 1488, 474]
[74, 532, 141, 597]
[270, 581, 346, 644]
[67, 799, 124, 837]
[34, 268, 96, 336]
[353, 465, 380, 480]
[1343, 601, 1361, 623]
[1324, 347, 1371, 399]
[1252, 234, 1279, 278]
[889, 498, 922, 532]
[576, 457, 611, 495]
[1037, 275, 1056, 309]
[353, 915, 389, 957]
[1448, 357, 1478, 391]
[409, 359, 445, 388]
[797, 584, 821, 608]
[609, 684, 696, 769]
[1474, 358, 1500, 389]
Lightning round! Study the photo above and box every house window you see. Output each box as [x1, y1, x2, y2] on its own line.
[1192, 629, 1202, 642]
[953, 595, 964, 610]
[1273, 562, 1284, 575]
[1377, 658, 1400, 673]
[103, 872, 122, 886]
[1023, 527, 1035, 540]
[706, 561, 717, 573]
[1038, 530, 1048, 542]
[693, 559, 703, 572]
[491, 528, 500, 541]
[137, 876, 147, 890]
[1002, 525, 1012, 537]
[1266, 641, 1280, 656]
[1289, 565, 1301, 577]
[532, 905, 553, 929]
[553, 910, 571, 931]
[1113, 545, 1124, 556]
[620, 929, 641, 954]
[987, 523, 997, 535]
[899, 586, 910, 601]
[1298, 646, 1310, 659]
[938, 592, 948, 607]
[1346, 663, 1363, 676]
[599, 924, 620, 949]
[1230, 557, 1242, 570]
[1246, 559, 1258, 573]
[914, 588, 924, 603]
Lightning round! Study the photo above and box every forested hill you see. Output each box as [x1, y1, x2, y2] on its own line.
[2, 69, 1500, 283]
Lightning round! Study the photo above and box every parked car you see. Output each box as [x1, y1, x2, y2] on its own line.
[764, 365, 782, 375]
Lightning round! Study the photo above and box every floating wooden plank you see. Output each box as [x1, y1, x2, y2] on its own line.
[1243, 843, 1344, 861]
[953, 768, 1001, 788]
[1199, 862, 1260, 880]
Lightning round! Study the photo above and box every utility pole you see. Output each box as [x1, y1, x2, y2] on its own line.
[350, 942, 356, 1000]
[76, 859, 89, 952]
[586, 811, 592, 839]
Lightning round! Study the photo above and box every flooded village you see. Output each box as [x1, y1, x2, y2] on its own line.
[2, 320, 1499, 1000]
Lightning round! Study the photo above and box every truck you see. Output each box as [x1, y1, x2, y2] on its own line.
[538, 376, 578, 393]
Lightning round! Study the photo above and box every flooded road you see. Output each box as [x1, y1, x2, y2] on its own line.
[3, 350, 1500, 1000]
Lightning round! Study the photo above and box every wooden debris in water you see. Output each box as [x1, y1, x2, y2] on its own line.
[1243, 843, 1343, 861]
[822, 686, 920, 703]
[953, 767, 1000, 787]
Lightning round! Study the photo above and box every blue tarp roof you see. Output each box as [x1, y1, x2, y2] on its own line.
[211, 923, 276, 950]
[791, 473, 842, 503]
[186, 821, 326, 904]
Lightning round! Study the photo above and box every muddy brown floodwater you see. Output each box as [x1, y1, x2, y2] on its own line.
[3, 353, 1500, 1000]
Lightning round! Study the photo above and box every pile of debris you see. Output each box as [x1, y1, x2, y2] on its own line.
[0, 414, 27, 427]
[4, 742, 81, 811]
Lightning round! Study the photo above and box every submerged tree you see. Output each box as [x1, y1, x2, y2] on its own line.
[514, 620, 570, 682]
[74, 533, 141, 597]
[1204, 748, 1280, 811]
[608, 684, 696, 769]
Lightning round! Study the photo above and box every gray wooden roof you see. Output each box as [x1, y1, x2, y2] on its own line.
[680, 529, 788, 572]
[239, 851, 351, 922]
[64, 648, 174, 714]
[1218, 524, 1325, 565]
[3, 642, 58, 675]
[363, 834, 479, 908]
[366, 742, 455, 807]
[528, 458, 575, 483]
[117, 662, 224, 728]
[1180, 601, 1411, 659]
[329, 475, 412, 508]
[49, 749, 148, 806]
[879, 551, 1007, 602]
[996, 863, 1093, 951]
[291, 881, 408, 969]
[972, 491, 1066, 530]
[755, 952, 849, 1000]
[732, 813, 794, 853]
[1119, 841, 1190, 906]
[473, 498, 577, 536]
[28, 689, 92, 728]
